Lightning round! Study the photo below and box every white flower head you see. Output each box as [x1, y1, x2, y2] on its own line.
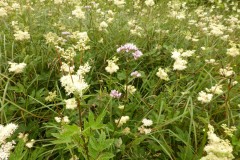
[115, 116, 129, 127]
[63, 116, 70, 123]
[65, 98, 77, 110]
[200, 124, 234, 160]
[54, 117, 61, 123]
[197, 91, 213, 103]
[18, 133, 29, 142]
[125, 85, 136, 94]
[156, 67, 169, 81]
[99, 21, 108, 31]
[60, 62, 75, 73]
[118, 105, 125, 110]
[226, 47, 239, 57]
[131, 71, 141, 78]
[173, 58, 187, 71]
[145, 0, 155, 7]
[171, 50, 181, 60]
[114, 0, 126, 8]
[105, 57, 119, 74]
[142, 118, 153, 126]
[205, 84, 223, 95]
[26, 139, 35, 148]
[0, 123, 18, 144]
[0, 8, 7, 17]
[219, 66, 235, 77]
[138, 125, 152, 134]
[0, 123, 18, 159]
[181, 50, 195, 57]
[77, 62, 91, 76]
[45, 91, 57, 102]
[14, 30, 30, 41]
[72, 6, 85, 19]
[8, 62, 26, 74]
[60, 74, 89, 96]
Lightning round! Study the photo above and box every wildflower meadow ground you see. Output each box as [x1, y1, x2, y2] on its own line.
[0, 0, 240, 159]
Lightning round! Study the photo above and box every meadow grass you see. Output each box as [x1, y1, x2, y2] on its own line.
[0, 0, 240, 159]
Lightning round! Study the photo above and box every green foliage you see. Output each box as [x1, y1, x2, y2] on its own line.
[0, 0, 240, 159]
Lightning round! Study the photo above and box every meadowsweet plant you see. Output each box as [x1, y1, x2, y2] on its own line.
[8, 62, 26, 74]
[1, 0, 240, 159]
[201, 124, 234, 160]
[0, 123, 18, 160]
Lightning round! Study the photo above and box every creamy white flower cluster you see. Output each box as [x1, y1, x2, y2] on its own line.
[201, 124, 234, 160]
[18, 133, 35, 148]
[191, 5, 239, 40]
[138, 118, 153, 134]
[205, 84, 223, 95]
[0, 123, 18, 160]
[96, 9, 115, 30]
[115, 116, 129, 127]
[14, 30, 30, 41]
[167, 1, 187, 20]
[45, 91, 57, 102]
[72, 31, 90, 52]
[54, 116, 70, 124]
[156, 67, 169, 81]
[219, 66, 235, 77]
[60, 65, 90, 97]
[0, 7, 7, 17]
[44, 32, 65, 46]
[124, 85, 137, 94]
[197, 91, 213, 104]
[8, 62, 26, 74]
[11, 20, 30, 41]
[72, 6, 85, 19]
[128, 19, 144, 37]
[60, 62, 90, 113]
[45, 31, 90, 52]
[221, 124, 237, 137]
[113, 0, 126, 8]
[171, 49, 195, 71]
[145, 0, 155, 7]
[105, 56, 119, 74]
[197, 84, 223, 104]
[55, 31, 91, 99]
[99, 21, 108, 31]
[226, 41, 240, 57]
[65, 98, 77, 110]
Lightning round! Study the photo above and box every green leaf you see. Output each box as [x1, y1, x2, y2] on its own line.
[96, 152, 115, 160]
[52, 125, 80, 144]
[9, 139, 27, 160]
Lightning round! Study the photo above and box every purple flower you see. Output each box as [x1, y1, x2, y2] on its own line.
[132, 50, 143, 60]
[131, 71, 141, 77]
[61, 32, 71, 35]
[110, 90, 122, 99]
[117, 43, 138, 53]
[117, 43, 143, 60]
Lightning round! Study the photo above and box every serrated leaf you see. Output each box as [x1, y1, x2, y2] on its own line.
[96, 152, 115, 160]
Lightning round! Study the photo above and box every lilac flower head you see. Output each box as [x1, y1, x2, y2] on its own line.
[117, 43, 138, 53]
[110, 90, 122, 99]
[131, 71, 141, 77]
[61, 32, 71, 35]
[117, 43, 143, 60]
[132, 50, 143, 60]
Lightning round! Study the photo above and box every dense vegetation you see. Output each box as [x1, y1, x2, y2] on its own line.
[0, 0, 240, 159]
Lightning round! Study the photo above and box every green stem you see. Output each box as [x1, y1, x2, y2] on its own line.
[125, 58, 129, 101]
[76, 97, 90, 160]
